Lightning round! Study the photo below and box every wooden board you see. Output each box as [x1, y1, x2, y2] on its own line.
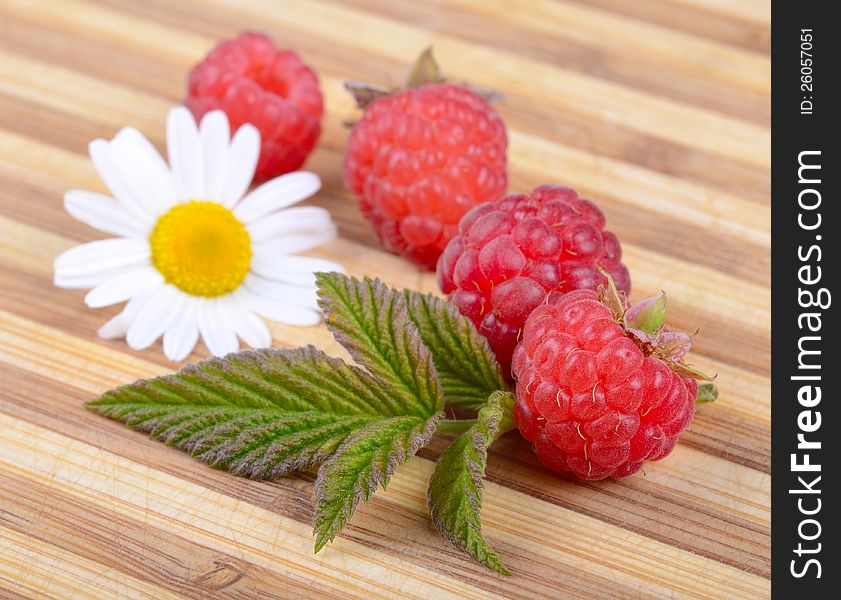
[0, 0, 771, 598]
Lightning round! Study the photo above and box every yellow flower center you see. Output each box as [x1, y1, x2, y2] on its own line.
[149, 201, 251, 297]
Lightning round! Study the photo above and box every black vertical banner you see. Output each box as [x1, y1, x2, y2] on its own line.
[772, 1, 839, 597]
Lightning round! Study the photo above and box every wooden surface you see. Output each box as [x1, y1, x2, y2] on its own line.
[0, 0, 770, 598]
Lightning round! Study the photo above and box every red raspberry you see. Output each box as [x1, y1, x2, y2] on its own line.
[344, 84, 508, 269]
[512, 284, 707, 480]
[437, 185, 630, 371]
[186, 32, 323, 181]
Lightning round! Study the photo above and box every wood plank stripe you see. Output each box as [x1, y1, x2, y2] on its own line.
[0, 363, 664, 599]
[0, 310, 770, 559]
[1, 0, 770, 171]
[0, 471, 350, 599]
[0, 165, 773, 378]
[0, 80, 773, 290]
[0, 149, 772, 374]
[0, 119, 772, 339]
[0, 5, 774, 227]
[668, 0, 770, 24]
[108, 0, 773, 205]
[0, 261, 771, 476]
[1, 310, 771, 532]
[206, 0, 771, 168]
[0, 526, 182, 600]
[0, 411, 770, 599]
[2, 361, 765, 597]
[566, 0, 770, 53]
[506, 129, 770, 247]
[0, 421, 496, 600]
[331, 0, 769, 128]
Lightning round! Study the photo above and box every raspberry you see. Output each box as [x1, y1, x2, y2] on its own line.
[344, 57, 507, 269]
[437, 185, 630, 371]
[187, 32, 323, 181]
[512, 283, 707, 480]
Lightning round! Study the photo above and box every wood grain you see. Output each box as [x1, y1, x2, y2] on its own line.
[0, 0, 770, 598]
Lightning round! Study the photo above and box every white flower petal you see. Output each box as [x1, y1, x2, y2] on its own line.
[97, 291, 155, 339]
[89, 139, 155, 226]
[249, 254, 345, 286]
[167, 106, 204, 201]
[246, 206, 336, 243]
[111, 127, 177, 213]
[233, 172, 320, 222]
[98, 313, 129, 340]
[54, 239, 150, 281]
[198, 298, 240, 356]
[163, 299, 200, 361]
[84, 266, 163, 308]
[243, 273, 319, 310]
[126, 285, 185, 350]
[54, 238, 149, 269]
[64, 190, 146, 237]
[219, 296, 272, 349]
[55, 265, 139, 289]
[235, 288, 321, 327]
[251, 226, 337, 257]
[199, 110, 231, 200]
[220, 124, 260, 208]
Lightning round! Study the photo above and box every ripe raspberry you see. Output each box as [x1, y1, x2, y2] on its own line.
[437, 185, 630, 371]
[186, 32, 323, 181]
[344, 53, 508, 270]
[512, 282, 710, 480]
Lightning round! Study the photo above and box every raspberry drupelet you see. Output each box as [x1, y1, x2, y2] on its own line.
[512, 281, 713, 480]
[343, 49, 508, 270]
[345, 84, 508, 269]
[437, 185, 630, 372]
[186, 32, 323, 181]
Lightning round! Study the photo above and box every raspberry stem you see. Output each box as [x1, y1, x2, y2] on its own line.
[436, 393, 516, 438]
[597, 266, 627, 323]
[435, 419, 477, 434]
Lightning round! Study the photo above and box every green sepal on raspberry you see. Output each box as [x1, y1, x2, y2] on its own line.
[625, 292, 668, 335]
[344, 48, 509, 270]
[696, 382, 719, 404]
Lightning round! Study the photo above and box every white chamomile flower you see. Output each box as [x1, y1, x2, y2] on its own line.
[54, 106, 343, 361]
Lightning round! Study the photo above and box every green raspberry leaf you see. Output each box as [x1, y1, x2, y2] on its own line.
[403, 290, 508, 411]
[313, 412, 443, 552]
[316, 273, 444, 416]
[428, 391, 515, 575]
[91, 273, 451, 553]
[87, 347, 411, 477]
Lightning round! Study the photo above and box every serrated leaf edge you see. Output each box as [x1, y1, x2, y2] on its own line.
[427, 391, 513, 575]
[403, 289, 508, 410]
[313, 411, 444, 551]
[316, 273, 444, 416]
[89, 346, 403, 417]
